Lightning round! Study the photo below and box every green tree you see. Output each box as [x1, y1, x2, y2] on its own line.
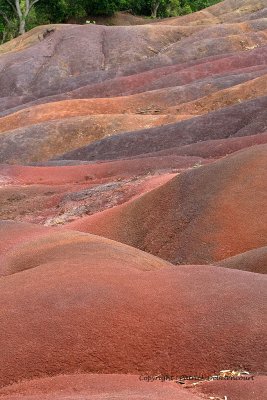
[128, 0, 165, 18]
[181, 2, 193, 14]
[189, 0, 221, 12]
[0, 0, 18, 42]
[166, 0, 182, 17]
[2, 0, 41, 35]
[87, 0, 122, 16]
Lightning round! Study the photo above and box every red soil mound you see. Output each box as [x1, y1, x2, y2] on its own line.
[0, 1, 266, 393]
[4, 57, 265, 136]
[77, 57, 267, 98]
[8, 132, 263, 225]
[68, 144, 267, 264]
[0, 374, 204, 400]
[3, 146, 205, 225]
[126, 49, 267, 96]
[193, 376, 267, 400]
[0, 221, 55, 256]
[0, 222, 170, 277]
[1, 374, 265, 400]
[0, 183, 79, 224]
[2, 60, 265, 118]
[0, 104, 186, 134]
[218, 246, 267, 274]
[0, 222, 266, 387]
[2, 156, 207, 185]
[0, 159, 185, 224]
[0, 172, 177, 226]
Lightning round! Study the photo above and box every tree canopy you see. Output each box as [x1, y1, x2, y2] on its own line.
[0, 0, 222, 43]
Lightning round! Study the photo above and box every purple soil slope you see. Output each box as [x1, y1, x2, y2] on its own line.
[56, 96, 267, 162]
[1, 46, 267, 116]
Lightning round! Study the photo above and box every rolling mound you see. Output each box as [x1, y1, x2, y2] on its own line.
[0, 163, 182, 225]
[0, 0, 266, 103]
[172, 72, 267, 115]
[1, 45, 267, 117]
[68, 145, 267, 265]
[0, 374, 265, 400]
[1, 157, 204, 186]
[130, 131, 267, 160]
[193, 376, 267, 400]
[0, 221, 170, 277]
[0, 114, 188, 164]
[56, 96, 267, 162]
[1, 64, 266, 119]
[0, 374, 204, 400]
[1, 67, 266, 163]
[0, 0, 266, 167]
[0, 23, 192, 97]
[218, 246, 267, 274]
[0, 222, 266, 388]
[0, 102, 186, 134]
[0, 0, 266, 395]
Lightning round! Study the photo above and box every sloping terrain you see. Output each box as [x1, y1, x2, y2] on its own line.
[0, 1, 267, 164]
[0, 221, 266, 389]
[0, 374, 265, 400]
[0, 374, 205, 400]
[0, 114, 188, 163]
[217, 246, 267, 273]
[67, 145, 267, 264]
[0, 0, 266, 398]
[56, 96, 267, 162]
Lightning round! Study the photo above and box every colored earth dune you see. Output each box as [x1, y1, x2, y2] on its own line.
[0, 1, 266, 399]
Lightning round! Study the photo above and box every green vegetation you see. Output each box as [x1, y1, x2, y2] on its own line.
[0, 0, 222, 43]
[127, 1, 221, 18]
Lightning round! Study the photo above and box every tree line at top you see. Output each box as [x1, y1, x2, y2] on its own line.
[0, 0, 222, 44]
